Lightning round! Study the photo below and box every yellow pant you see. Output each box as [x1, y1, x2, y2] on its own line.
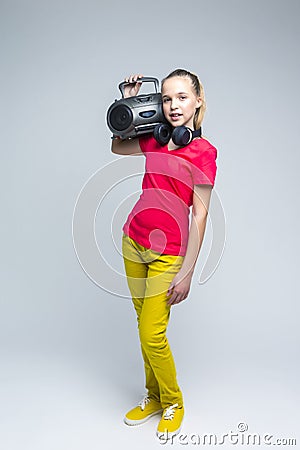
[122, 233, 184, 408]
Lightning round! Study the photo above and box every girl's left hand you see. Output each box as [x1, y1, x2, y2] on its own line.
[167, 271, 192, 306]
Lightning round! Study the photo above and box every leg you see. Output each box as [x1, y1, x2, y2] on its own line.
[122, 234, 160, 401]
[138, 252, 184, 409]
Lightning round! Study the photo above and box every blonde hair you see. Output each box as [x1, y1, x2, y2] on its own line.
[161, 68, 207, 130]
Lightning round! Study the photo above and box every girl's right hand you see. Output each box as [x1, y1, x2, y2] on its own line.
[123, 74, 143, 98]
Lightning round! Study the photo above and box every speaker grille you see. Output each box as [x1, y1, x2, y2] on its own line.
[109, 104, 133, 132]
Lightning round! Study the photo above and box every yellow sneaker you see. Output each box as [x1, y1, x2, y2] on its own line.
[156, 403, 184, 440]
[124, 395, 163, 426]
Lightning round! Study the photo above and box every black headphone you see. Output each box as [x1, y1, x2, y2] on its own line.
[153, 124, 202, 147]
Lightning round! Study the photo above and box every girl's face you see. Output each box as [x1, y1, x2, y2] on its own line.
[161, 76, 202, 129]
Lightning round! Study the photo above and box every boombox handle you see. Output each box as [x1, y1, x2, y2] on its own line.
[118, 77, 160, 98]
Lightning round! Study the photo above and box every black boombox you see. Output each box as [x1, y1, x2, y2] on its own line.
[106, 77, 167, 140]
[106, 77, 202, 146]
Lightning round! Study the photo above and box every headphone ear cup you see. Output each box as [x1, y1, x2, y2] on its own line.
[153, 123, 172, 146]
[172, 126, 193, 147]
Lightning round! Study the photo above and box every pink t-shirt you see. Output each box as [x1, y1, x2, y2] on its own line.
[122, 134, 218, 256]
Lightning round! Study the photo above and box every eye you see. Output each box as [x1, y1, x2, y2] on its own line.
[163, 97, 171, 103]
[179, 96, 187, 100]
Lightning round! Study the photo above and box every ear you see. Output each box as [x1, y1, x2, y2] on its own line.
[196, 97, 202, 108]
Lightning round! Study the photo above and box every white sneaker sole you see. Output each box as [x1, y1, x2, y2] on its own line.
[124, 409, 163, 426]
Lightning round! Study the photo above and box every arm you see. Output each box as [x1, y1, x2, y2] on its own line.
[111, 136, 144, 156]
[167, 184, 213, 305]
[111, 73, 145, 156]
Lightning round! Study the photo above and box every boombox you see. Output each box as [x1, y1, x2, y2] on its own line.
[106, 77, 168, 140]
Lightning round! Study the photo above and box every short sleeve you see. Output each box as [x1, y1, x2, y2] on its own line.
[138, 134, 153, 153]
[191, 145, 218, 186]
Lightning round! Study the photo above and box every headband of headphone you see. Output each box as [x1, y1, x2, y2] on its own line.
[153, 124, 202, 147]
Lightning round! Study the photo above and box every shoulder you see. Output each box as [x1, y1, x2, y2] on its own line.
[187, 137, 218, 162]
[195, 137, 217, 153]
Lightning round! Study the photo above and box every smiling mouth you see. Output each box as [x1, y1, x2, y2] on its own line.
[170, 113, 182, 120]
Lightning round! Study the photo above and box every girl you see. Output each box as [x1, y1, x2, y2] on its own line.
[111, 69, 218, 439]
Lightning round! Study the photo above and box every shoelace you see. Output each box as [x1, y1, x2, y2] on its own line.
[138, 395, 151, 411]
[163, 403, 179, 420]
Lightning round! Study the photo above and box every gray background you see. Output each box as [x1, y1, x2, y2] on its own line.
[1, 0, 299, 448]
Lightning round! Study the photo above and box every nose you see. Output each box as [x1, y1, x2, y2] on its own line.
[170, 98, 178, 110]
